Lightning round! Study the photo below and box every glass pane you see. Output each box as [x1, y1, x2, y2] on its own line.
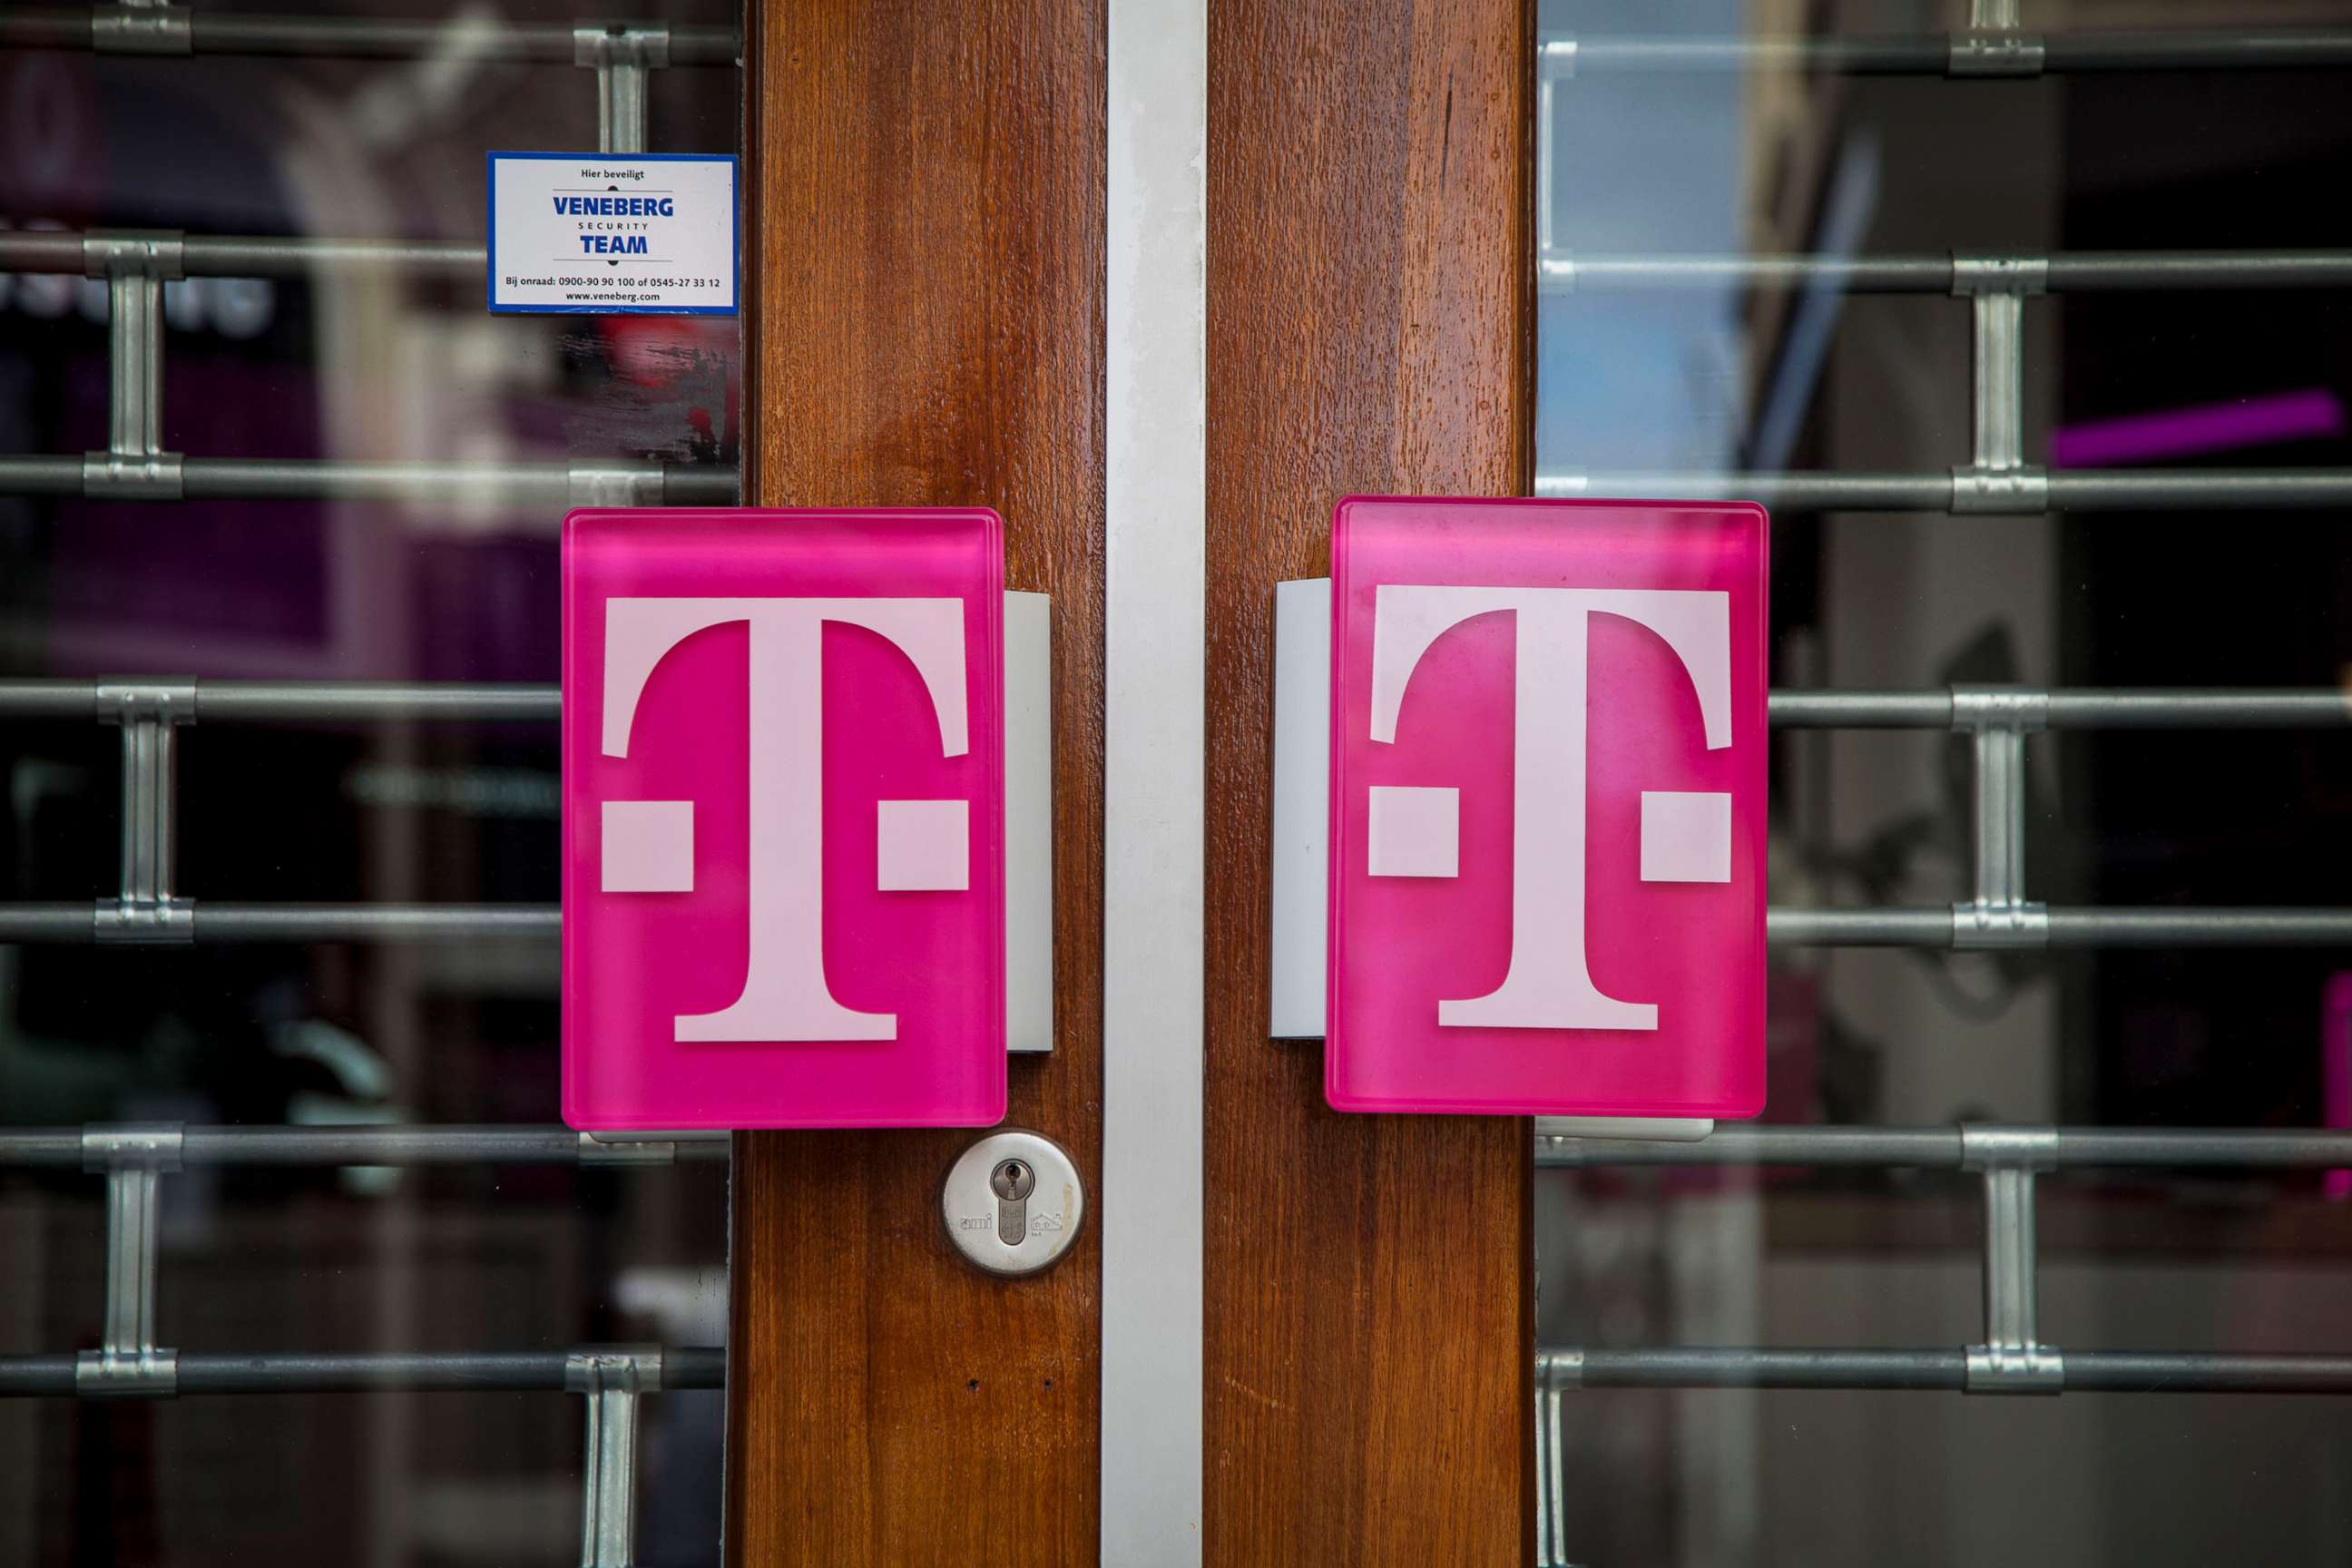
[1534, 0, 2352, 1562]
[0, 3, 739, 1560]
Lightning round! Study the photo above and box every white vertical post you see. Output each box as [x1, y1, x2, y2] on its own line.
[1102, 0, 1207, 1559]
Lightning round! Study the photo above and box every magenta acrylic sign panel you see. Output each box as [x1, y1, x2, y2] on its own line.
[563, 508, 1007, 1130]
[1326, 496, 1769, 1117]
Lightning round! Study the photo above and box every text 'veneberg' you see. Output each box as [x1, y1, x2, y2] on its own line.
[551, 196, 676, 216]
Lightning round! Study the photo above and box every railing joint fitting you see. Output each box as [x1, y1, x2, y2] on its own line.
[91, 3, 191, 55]
[1947, 31, 2047, 78]
[1958, 1123, 2058, 1172]
[83, 230, 186, 282]
[1948, 465, 2048, 514]
[1965, 1344, 2064, 1393]
[1949, 253, 2048, 298]
[1948, 684, 2048, 733]
[568, 459, 666, 508]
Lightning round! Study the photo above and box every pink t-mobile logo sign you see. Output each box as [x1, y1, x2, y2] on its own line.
[1326, 497, 1768, 1117]
[563, 509, 1007, 1131]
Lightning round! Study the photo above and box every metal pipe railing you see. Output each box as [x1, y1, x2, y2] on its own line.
[2, 679, 2343, 946]
[1536, 1123, 2352, 1168]
[0, 454, 739, 505]
[0, 1347, 726, 1396]
[1541, 30, 2352, 76]
[1544, 250, 2352, 293]
[5, 680, 2339, 729]
[1541, 1348, 2352, 1394]
[0, 1124, 725, 1168]
[0, 230, 483, 279]
[0, 8, 738, 64]
[1535, 1122, 2352, 1407]
[0, 903, 2346, 947]
[1532, 468, 2352, 511]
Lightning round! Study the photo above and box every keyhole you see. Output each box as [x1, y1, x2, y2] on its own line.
[991, 1158, 1034, 1246]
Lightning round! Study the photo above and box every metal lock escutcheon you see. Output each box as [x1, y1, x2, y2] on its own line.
[941, 1130, 1083, 1278]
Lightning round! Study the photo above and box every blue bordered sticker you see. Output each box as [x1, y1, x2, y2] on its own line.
[486, 152, 737, 316]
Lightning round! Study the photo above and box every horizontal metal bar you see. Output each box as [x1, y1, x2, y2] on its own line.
[1769, 690, 1954, 727]
[198, 683, 559, 723]
[0, 906, 560, 942]
[0, 1124, 726, 1169]
[0, 456, 739, 505]
[1534, 469, 2352, 510]
[1546, 250, 2352, 294]
[193, 906, 561, 941]
[0, 231, 483, 278]
[1537, 1124, 2352, 1169]
[0, 682, 2327, 730]
[181, 459, 736, 505]
[24, 236, 2330, 295]
[0, 1348, 727, 1397]
[2039, 690, 2352, 728]
[0, 9, 738, 64]
[1765, 907, 2352, 948]
[1550, 1348, 2352, 1393]
[0, 680, 555, 723]
[1544, 31, 2352, 75]
[1768, 690, 2352, 729]
[0, 902, 2333, 946]
[2044, 908, 2352, 946]
[1768, 908, 1955, 946]
[1570, 1348, 1970, 1390]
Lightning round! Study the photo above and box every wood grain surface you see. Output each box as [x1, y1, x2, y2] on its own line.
[1204, 0, 1536, 1562]
[727, 1, 1105, 1563]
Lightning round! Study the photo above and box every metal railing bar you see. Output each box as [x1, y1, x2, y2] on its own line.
[0, 1348, 727, 1397]
[194, 682, 559, 723]
[193, 905, 563, 941]
[0, 681, 2330, 730]
[1543, 30, 2352, 75]
[15, 457, 2350, 511]
[1762, 688, 2352, 728]
[181, 458, 731, 505]
[2039, 690, 2352, 728]
[2044, 908, 2352, 946]
[1547, 1348, 2352, 1393]
[0, 231, 483, 278]
[22, 234, 2349, 292]
[0, 9, 739, 64]
[1769, 908, 1956, 946]
[0, 1124, 727, 1168]
[0, 457, 86, 496]
[0, 903, 2339, 946]
[0, 456, 740, 505]
[1766, 907, 2352, 947]
[1537, 1124, 2352, 1169]
[1533, 469, 2352, 509]
[1545, 250, 2352, 293]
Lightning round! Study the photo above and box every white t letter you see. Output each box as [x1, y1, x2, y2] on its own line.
[1368, 584, 1728, 1031]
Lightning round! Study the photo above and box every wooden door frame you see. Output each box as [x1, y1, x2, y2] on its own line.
[727, 2, 1108, 1563]
[727, 0, 1534, 1561]
[1202, 0, 1537, 1562]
